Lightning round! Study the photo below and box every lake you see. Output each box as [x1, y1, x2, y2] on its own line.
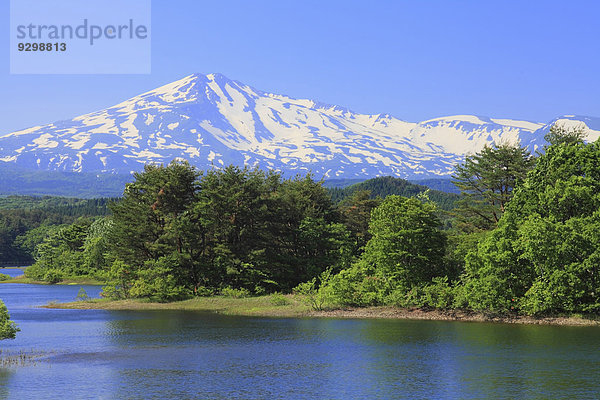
[0, 268, 599, 399]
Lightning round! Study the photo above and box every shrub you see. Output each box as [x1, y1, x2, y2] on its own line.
[43, 269, 64, 284]
[384, 286, 424, 308]
[221, 287, 251, 298]
[0, 300, 19, 339]
[294, 278, 324, 310]
[76, 287, 90, 301]
[293, 269, 337, 311]
[194, 286, 215, 297]
[420, 277, 455, 309]
[24, 264, 45, 280]
[324, 264, 387, 307]
[269, 292, 289, 306]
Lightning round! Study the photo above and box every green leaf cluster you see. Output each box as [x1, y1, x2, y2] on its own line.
[463, 139, 600, 315]
[320, 195, 449, 308]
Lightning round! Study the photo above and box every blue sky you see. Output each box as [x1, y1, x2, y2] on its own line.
[1, 0, 599, 134]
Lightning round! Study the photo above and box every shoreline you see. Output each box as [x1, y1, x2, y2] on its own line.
[0, 275, 104, 286]
[44, 296, 600, 326]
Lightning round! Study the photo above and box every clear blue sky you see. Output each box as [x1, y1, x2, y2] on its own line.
[1, 0, 599, 134]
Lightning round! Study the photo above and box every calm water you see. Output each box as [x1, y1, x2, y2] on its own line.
[0, 268, 599, 399]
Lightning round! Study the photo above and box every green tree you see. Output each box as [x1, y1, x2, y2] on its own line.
[25, 218, 94, 282]
[452, 142, 534, 231]
[338, 190, 382, 256]
[544, 123, 588, 147]
[462, 139, 600, 314]
[362, 195, 446, 289]
[110, 161, 198, 263]
[81, 217, 114, 278]
[106, 163, 350, 298]
[108, 161, 199, 295]
[0, 300, 18, 340]
[264, 174, 351, 291]
[323, 195, 448, 307]
[189, 166, 281, 292]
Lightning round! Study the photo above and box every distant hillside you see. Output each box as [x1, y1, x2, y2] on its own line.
[0, 195, 113, 216]
[322, 178, 366, 189]
[328, 176, 459, 210]
[0, 165, 131, 198]
[409, 178, 460, 194]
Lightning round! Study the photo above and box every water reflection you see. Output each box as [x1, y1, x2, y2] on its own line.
[0, 369, 14, 400]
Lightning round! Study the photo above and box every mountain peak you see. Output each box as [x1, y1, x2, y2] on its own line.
[205, 72, 230, 81]
[0, 74, 598, 178]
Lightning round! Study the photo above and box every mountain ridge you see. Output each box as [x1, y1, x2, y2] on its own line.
[1, 73, 599, 179]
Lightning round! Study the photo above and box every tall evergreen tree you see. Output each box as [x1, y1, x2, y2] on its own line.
[452, 142, 534, 231]
[544, 123, 588, 147]
[107, 161, 199, 299]
[337, 190, 381, 256]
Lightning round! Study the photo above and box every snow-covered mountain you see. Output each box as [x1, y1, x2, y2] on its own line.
[1, 73, 598, 179]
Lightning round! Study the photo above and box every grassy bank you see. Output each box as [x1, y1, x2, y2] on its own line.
[45, 294, 600, 326]
[47, 294, 311, 317]
[0, 275, 105, 286]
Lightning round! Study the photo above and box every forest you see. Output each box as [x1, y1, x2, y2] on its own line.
[8, 124, 600, 317]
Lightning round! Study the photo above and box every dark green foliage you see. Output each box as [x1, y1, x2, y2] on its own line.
[106, 161, 199, 298]
[362, 196, 446, 289]
[328, 176, 459, 211]
[14, 224, 65, 261]
[81, 217, 114, 274]
[262, 175, 352, 291]
[109, 161, 198, 266]
[25, 217, 109, 282]
[128, 256, 192, 302]
[0, 196, 112, 215]
[42, 269, 64, 284]
[102, 163, 352, 299]
[337, 190, 382, 256]
[101, 260, 134, 299]
[15, 138, 600, 318]
[322, 178, 366, 189]
[452, 142, 534, 232]
[443, 230, 487, 285]
[0, 197, 112, 266]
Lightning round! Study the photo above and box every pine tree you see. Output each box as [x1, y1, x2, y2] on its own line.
[452, 142, 534, 231]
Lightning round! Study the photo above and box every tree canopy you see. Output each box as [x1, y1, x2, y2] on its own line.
[462, 138, 600, 314]
[361, 195, 446, 290]
[452, 141, 534, 231]
[98, 162, 352, 300]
